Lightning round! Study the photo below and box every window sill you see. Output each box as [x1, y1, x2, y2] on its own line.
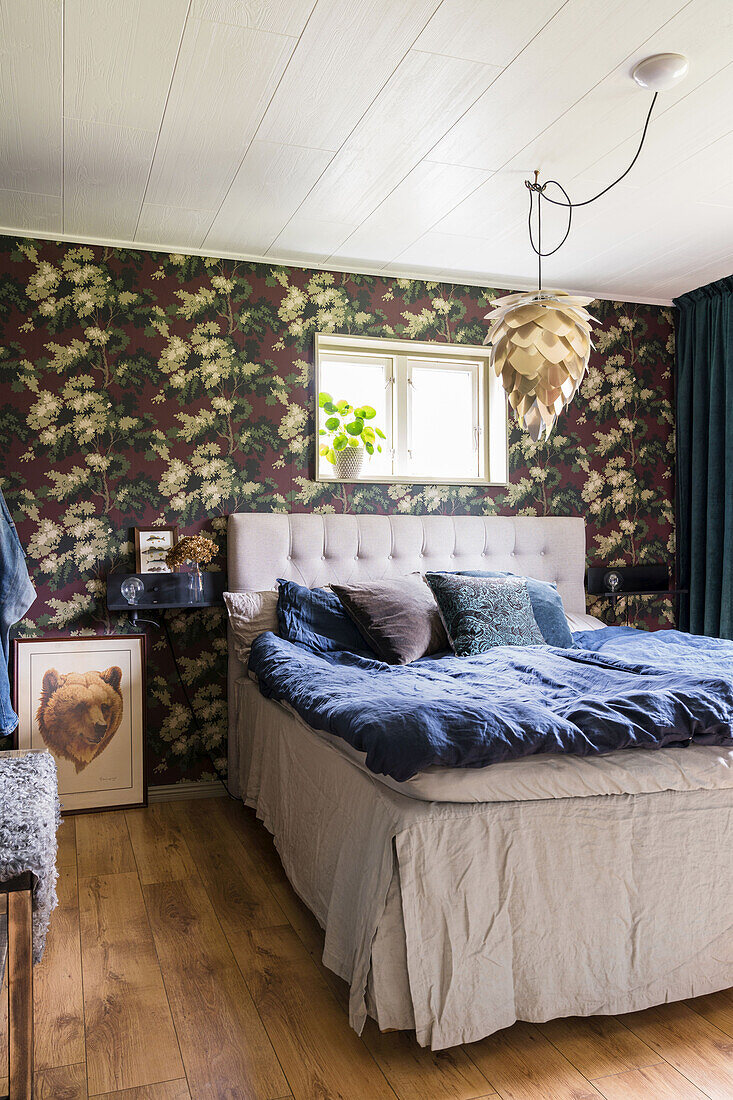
[316, 474, 508, 487]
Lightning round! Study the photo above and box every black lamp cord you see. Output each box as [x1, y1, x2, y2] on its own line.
[158, 610, 236, 799]
[526, 92, 658, 290]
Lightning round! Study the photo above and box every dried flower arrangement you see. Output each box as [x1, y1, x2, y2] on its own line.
[165, 533, 217, 571]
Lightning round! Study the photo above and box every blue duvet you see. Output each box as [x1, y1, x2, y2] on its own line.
[248, 626, 733, 782]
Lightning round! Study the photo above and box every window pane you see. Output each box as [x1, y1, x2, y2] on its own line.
[319, 354, 391, 476]
[408, 362, 478, 479]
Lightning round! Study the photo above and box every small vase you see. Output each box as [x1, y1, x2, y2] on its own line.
[188, 563, 204, 604]
[334, 447, 364, 480]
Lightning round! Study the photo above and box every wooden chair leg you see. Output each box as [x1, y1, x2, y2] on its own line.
[7, 888, 32, 1100]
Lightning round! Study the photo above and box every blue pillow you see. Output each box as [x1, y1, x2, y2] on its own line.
[425, 573, 545, 656]
[456, 570, 574, 648]
[276, 579, 376, 658]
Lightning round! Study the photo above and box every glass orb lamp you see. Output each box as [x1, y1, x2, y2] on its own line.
[120, 576, 144, 605]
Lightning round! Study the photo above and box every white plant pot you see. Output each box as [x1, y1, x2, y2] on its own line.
[334, 447, 364, 480]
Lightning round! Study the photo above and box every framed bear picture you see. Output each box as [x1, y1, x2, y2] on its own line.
[12, 634, 147, 813]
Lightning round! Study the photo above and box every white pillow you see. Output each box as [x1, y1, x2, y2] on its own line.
[565, 610, 605, 632]
[224, 590, 279, 665]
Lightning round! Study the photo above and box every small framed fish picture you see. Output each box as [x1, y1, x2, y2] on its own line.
[12, 634, 147, 813]
[134, 524, 178, 574]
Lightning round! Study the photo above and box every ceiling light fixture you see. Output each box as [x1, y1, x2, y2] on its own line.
[485, 54, 689, 441]
[631, 52, 689, 91]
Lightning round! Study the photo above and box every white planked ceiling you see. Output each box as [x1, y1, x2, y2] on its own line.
[1, 0, 732, 304]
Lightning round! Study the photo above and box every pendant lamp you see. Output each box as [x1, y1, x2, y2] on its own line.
[485, 54, 688, 441]
[485, 289, 597, 442]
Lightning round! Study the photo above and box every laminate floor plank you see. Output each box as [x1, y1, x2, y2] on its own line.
[361, 1018, 495, 1100]
[33, 856, 85, 1070]
[214, 798, 349, 1007]
[537, 1015, 661, 1080]
[592, 1061, 709, 1099]
[56, 816, 78, 871]
[34, 1060, 88, 1098]
[619, 1001, 733, 1099]
[685, 986, 733, 1038]
[79, 872, 184, 1095]
[90, 1079, 192, 1099]
[143, 874, 289, 1100]
[125, 805, 197, 886]
[467, 1021, 604, 1100]
[163, 800, 286, 930]
[241, 923, 398, 1100]
[76, 813, 136, 878]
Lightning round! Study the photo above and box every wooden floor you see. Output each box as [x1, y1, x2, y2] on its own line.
[2, 796, 733, 1100]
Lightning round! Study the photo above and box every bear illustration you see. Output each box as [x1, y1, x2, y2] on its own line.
[36, 666, 124, 772]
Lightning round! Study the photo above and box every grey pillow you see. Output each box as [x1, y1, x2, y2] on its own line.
[331, 575, 448, 664]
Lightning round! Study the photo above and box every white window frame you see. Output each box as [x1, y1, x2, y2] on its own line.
[315, 332, 508, 486]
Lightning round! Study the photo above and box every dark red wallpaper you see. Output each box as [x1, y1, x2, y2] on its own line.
[0, 238, 675, 783]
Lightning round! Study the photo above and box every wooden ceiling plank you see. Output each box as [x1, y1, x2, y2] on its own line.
[191, 0, 316, 36]
[267, 214, 358, 264]
[135, 203, 215, 250]
[291, 49, 500, 229]
[63, 0, 189, 131]
[256, 0, 442, 150]
[0, 190, 62, 235]
[204, 140, 333, 254]
[332, 161, 492, 267]
[415, 0, 566, 67]
[0, 0, 62, 195]
[63, 118, 157, 240]
[145, 18, 298, 210]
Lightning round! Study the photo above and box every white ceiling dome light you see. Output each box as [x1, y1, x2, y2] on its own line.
[632, 53, 689, 91]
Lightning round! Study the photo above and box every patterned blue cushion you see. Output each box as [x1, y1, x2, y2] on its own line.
[424, 573, 546, 656]
[455, 571, 574, 648]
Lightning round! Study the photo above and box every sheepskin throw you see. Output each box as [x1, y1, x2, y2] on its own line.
[0, 751, 60, 962]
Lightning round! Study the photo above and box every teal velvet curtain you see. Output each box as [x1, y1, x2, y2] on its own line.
[674, 275, 733, 637]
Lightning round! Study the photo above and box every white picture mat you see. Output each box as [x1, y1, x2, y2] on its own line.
[138, 528, 175, 573]
[15, 636, 145, 811]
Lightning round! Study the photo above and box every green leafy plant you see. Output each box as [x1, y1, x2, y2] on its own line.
[318, 391, 386, 465]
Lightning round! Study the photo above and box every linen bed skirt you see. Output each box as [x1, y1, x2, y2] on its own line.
[230, 678, 733, 1050]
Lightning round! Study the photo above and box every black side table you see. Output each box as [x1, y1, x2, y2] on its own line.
[106, 571, 228, 789]
[592, 589, 688, 625]
[106, 571, 226, 616]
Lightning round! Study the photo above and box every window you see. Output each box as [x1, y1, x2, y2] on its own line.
[315, 333, 507, 485]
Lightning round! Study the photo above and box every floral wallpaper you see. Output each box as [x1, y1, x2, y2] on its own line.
[0, 237, 676, 785]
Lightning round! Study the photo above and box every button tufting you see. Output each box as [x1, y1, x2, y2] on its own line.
[321, 554, 325, 560]
[388, 554, 393, 560]
[286, 555, 291, 560]
[511, 551, 516, 557]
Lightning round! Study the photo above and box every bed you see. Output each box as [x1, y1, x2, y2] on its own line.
[227, 512, 733, 1050]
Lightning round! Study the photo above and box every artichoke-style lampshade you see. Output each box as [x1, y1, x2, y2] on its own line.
[484, 290, 598, 442]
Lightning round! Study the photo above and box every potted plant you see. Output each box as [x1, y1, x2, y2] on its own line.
[318, 392, 386, 480]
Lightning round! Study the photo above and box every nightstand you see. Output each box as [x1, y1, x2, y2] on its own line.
[106, 571, 226, 618]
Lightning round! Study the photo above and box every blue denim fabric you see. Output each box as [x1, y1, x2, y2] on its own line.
[0, 491, 36, 735]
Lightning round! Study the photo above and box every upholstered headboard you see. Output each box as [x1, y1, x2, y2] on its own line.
[227, 512, 587, 613]
[226, 512, 588, 769]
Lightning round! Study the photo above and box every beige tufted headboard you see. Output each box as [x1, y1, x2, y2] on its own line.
[226, 512, 588, 767]
[227, 512, 587, 612]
